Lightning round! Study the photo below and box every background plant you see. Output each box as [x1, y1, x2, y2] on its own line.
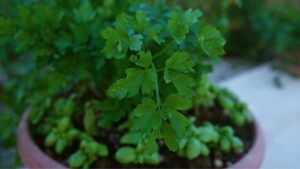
[226, 0, 300, 63]
[168, 0, 300, 64]
[0, 0, 138, 167]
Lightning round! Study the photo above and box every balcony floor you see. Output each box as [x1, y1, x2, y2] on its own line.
[221, 64, 300, 169]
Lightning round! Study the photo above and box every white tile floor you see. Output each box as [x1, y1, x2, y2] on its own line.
[221, 64, 300, 169]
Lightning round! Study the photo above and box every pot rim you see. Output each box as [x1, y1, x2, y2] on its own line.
[17, 110, 67, 169]
[228, 117, 265, 169]
[17, 111, 265, 169]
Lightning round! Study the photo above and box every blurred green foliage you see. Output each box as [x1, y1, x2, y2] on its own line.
[169, 0, 300, 63]
[226, 0, 300, 62]
[2, 0, 298, 168]
[0, 0, 139, 167]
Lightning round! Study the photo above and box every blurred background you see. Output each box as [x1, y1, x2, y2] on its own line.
[0, 0, 299, 168]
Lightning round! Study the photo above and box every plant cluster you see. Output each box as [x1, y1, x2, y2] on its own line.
[0, 0, 252, 168]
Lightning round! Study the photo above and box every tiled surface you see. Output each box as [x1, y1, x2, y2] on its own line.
[221, 64, 300, 169]
[209, 59, 254, 83]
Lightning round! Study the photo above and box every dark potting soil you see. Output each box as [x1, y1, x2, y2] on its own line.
[32, 103, 255, 169]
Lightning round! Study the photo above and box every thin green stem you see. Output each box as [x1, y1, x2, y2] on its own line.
[153, 42, 172, 59]
[156, 67, 165, 72]
[152, 63, 161, 110]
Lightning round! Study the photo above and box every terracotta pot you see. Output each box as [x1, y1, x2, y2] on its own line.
[17, 112, 67, 169]
[17, 112, 265, 169]
[228, 118, 265, 169]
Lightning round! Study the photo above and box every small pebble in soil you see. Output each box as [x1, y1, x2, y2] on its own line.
[223, 110, 230, 115]
[159, 140, 164, 146]
[214, 159, 223, 168]
[234, 149, 244, 155]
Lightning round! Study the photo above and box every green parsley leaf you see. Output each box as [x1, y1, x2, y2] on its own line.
[132, 110, 162, 132]
[164, 52, 196, 96]
[95, 99, 125, 128]
[184, 9, 203, 27]
[133, 98, 156, 117]
[55, 138, 68, 154]
[144, 152, 161, 165]
[170, 110, 189, 137]
[198, 126, 220, 143]
[161, 122, 178, 152]
[68, 151, 87, 168]
[220, 137, 231, 153]
[199, 26, 226, 60]
[147, 24, 165, 44]
[54, 33, 72, 51]
[116, 13, 135, 30]
[0, 17, 14, 46]
[168, 12, 189, 44]
[102, 27, 128, 59]
[164, 93, 192, 111]
[107, 67, 157, 99]
[168, 9, 202, 43]
[107, 68, 143, 99]
[130, 51, 152, 68]
[165, 52, 195, 74]
[121, 132, 142, 145]
[129, 34, 143, 51]
[187, 138, 202, 159]
[69, 23, 90, 44]
[83, 109, 97, 135]
[144, 134, 159, 154]
[230, 136, 244, 150]
[73, 0, 96, 23]
[135, 11, 148, 31]
[115, 147, 137, 164]
[141, 68, 157, 95]
[45, 132, 58, 147]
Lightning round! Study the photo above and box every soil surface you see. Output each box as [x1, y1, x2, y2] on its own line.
[32, 101, 255, 169]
